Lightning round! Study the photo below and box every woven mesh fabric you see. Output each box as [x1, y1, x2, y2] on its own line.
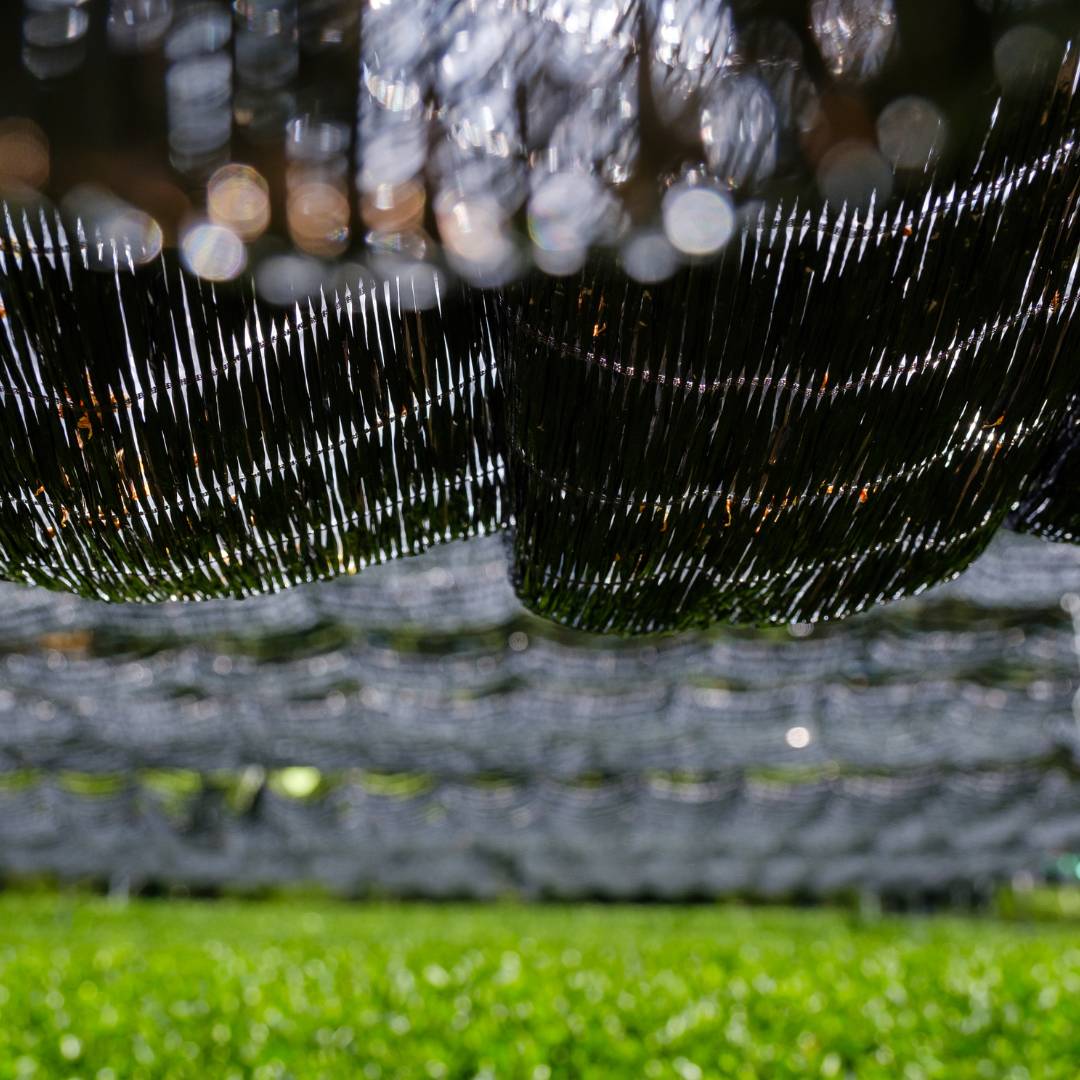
[504, 172, 1080, 629]
[1, 531, 1078, 898]
[1011, 389, 1080, 543]
[1, 2, 1079, 631]
[2, 531, 1078, 775]
[5, 771, 1079, 899]
[0, 235, 503, 599]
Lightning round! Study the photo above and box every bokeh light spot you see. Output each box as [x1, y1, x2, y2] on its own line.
[785, 726, 812, 750]
[876, 96, 947, 172]
[208, 163, 270, 242]
[181, 220, 246, 281]
[662, 183, 735, 258]
[620, 229, 679, 283]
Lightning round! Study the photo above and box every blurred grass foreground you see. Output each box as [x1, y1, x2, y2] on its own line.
[2, 896, 1079, 1080]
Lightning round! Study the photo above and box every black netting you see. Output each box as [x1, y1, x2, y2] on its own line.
[0, 2, 1078, 632]
[1012, 389, 1080, 542]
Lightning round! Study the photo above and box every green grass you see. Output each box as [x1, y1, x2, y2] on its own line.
[1, 897, 1079, 1079]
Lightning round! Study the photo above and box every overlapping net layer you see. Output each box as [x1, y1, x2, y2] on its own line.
[1, 532, 1077, 898]
[4, 771, 1078, 899]
[0, 2, 1079, 631]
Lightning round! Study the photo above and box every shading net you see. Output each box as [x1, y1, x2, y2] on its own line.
[1, 531, 1078, 899]
[0, 2, 1078, 632]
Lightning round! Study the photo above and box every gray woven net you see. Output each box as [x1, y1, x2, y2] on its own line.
[0, 1, 1078, 632]
[1, 530, 1078, 899]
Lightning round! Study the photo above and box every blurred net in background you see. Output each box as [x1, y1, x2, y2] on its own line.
[1, 529, 1078, 902]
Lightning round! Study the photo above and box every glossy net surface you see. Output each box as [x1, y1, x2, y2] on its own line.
[1, 3, 1079, 631]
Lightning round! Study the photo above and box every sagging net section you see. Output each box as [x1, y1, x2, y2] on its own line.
[1, 531, 1078, 899]
[0, 2, 1078, 632]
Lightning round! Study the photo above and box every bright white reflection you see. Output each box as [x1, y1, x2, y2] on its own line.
[362, 63, 422, 114]
[701, 75, 779, 190]
[662, 183, 735, 257]
[180, 220, 246, 281]
[785, 726, 812, 749]
[528, 171, 610, 255]
[654, 0, 734, 76]
[542, 0, 636, 86]
[811, 0, 897, 81]
[533, 244, 586, 277]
